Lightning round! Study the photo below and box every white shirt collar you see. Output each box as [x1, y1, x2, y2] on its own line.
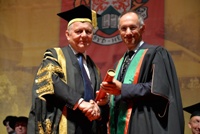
[69, 45, 86, 59]
[133, 40, 144, 53]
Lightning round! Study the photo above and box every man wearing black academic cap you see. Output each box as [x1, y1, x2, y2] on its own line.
[3, 115, 17, 134]
[184, 103, 200, 134]
[27, 5, 109, 134]
[15, 116, 28, 134]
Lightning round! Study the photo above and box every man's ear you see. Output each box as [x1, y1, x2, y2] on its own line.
[65, 30, 70, 40]
[188, 122, 192, 129]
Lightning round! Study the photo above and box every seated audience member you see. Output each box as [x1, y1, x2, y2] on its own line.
[3, 115, 17, 134]
[14, 116, 28, 134]
[184, 102, 200, 134]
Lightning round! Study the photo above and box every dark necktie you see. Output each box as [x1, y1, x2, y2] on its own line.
[77, 53, 94, 101]
[119, 51, 135, 82]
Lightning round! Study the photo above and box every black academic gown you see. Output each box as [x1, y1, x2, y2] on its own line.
[110, 43, 184, 134]
[27, 45, 109, 134]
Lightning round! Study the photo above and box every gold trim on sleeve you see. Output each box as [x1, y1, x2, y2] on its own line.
[54, 48, 68, 134]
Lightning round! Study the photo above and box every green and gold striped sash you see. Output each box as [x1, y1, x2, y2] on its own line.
[109, 49, 148, 134]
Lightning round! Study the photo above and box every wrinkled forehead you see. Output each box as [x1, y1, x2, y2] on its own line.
[119, 13, 140, 26]
[191, 115, 200, 120]
[68, 21, 93, 30]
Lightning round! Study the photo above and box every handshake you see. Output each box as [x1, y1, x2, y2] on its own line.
[78, 69, 115, 121]
[78, 99, 102, 121]
[78, 90, 110, 121]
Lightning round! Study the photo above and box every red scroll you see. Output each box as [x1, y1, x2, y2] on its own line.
[95, 69, 115, 101]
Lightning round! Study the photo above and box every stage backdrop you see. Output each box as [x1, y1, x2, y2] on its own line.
[0, 0, 199, 133]
[59, 0, 164, 76]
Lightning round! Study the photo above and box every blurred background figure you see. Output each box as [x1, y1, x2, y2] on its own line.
[3, 115, 17, 134]
[14, 116, 28, 134]
[184, 102, 200, 134]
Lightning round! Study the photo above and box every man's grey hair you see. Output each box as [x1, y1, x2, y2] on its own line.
[118, 10, 145, 28]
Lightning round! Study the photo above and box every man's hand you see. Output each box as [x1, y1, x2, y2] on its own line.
[101, 79, 122, 95]
[78, 100, 100, 121]
[96, 91, 110, 106]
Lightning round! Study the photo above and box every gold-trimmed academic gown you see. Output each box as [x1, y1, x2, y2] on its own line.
[27, 45, 109, 134]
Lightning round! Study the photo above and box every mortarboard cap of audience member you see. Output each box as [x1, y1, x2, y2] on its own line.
[183, 102, 200, 119]
[14, 116, 28, 128]
[3, 115, 17, 130]
[16, 116, 28, 124]
[57, 4, 100, 28]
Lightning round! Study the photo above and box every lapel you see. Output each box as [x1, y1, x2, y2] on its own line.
[86, 56, 96, 89]
[60, 46, 82, 91]
[64, 46, 98, 92]
[65, 46, 81, 73]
